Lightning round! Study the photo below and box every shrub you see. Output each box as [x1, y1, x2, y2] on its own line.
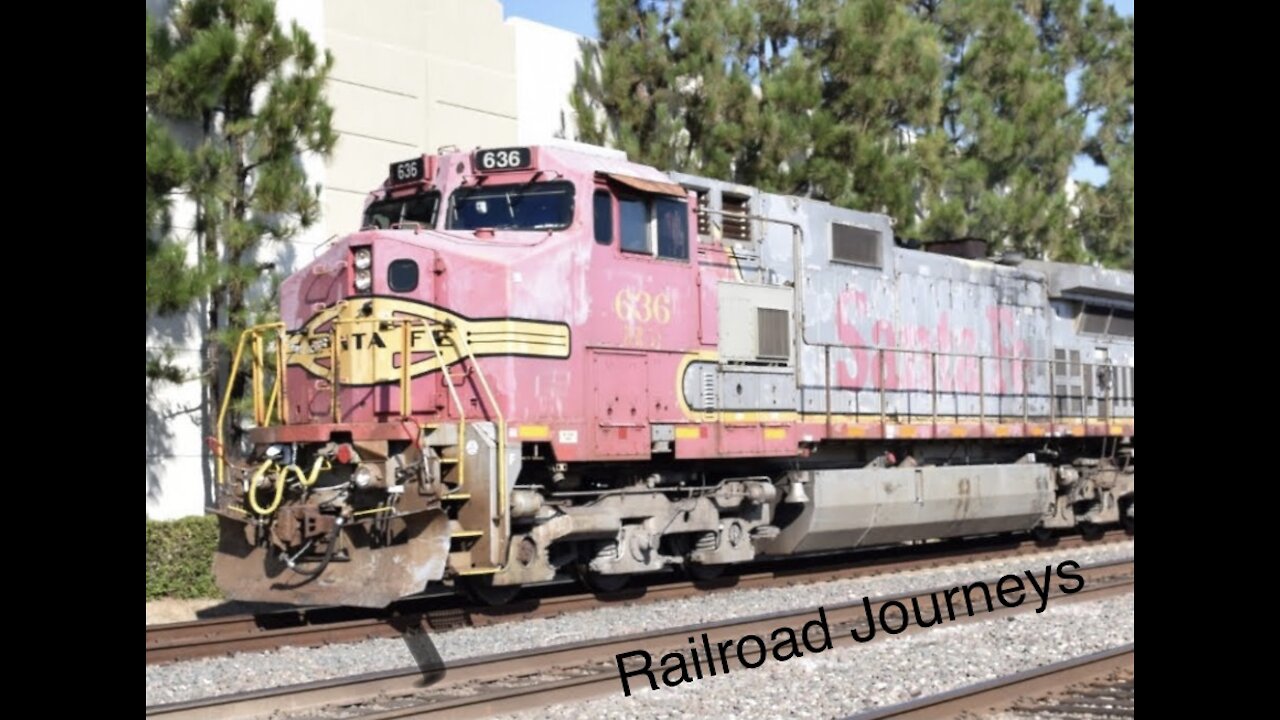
[146, 515, 221, 600]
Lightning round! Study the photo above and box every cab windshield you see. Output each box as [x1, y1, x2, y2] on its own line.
[447, 181, 574, 231]
[363, 192, 440, 230]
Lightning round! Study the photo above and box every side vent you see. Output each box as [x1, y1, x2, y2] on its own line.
[717, 282, 794, 365]
[722, 192, 750, 242]
[831, 223, 882, 268]
[695, 189, 711, 238]
[1054, 348, 1084, 415]
[701, 368, 717, 420]
[757, 308, 790, 360]
[1080, 306, 1110, 335]
[1078, 305, 1134, 339]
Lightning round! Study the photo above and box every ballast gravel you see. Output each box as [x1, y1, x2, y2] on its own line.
[498, 592, 1136, 720]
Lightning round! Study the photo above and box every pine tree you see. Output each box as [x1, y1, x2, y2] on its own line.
[572, 0, 683, 170]
[668, 0, 756, 180]
[795, 0, 941, 224]
[572, 0, 1133, 267]
[146, 0, 336, 445]
[917, 0, 1079, 257]
[1070, 0, 1133, 267]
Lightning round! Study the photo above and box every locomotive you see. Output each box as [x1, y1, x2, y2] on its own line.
[212, 143, 1134, 607]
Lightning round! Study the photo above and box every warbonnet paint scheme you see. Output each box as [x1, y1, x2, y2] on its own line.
[212, 144, 1134, 607]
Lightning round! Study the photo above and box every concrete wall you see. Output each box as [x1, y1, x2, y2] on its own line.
[509, 17, 585, 144]
[322, 0, 519, 232]
[147, 1, 584, 518]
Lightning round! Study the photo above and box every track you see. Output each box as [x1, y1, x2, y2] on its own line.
[1006, 664, 1133, 718]
[145, 558, 1134, 720]
[852, 644, 1134, 719]
[147, 530, 1129, 665]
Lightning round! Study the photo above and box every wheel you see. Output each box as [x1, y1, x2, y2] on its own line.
[1079, 522, 1105, 541]
[459, 577, 521, 606]
[1031, 525, 1056, 544]
[575, 565, 631, 593]
[669, 531, 725, 581]
[686, 563, 727, 582]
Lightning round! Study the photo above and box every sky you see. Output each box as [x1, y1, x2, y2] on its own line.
[503, 0, 597, 38]
[502, 0, 1132, 185]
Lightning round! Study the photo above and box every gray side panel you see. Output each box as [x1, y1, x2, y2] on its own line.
[718, 282, 795, 364]
[760, 463, 1052, 555]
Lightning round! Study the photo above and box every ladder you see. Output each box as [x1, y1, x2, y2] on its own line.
[420, 323, 508, 575]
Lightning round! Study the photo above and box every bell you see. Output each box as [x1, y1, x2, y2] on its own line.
[785, 479, 809, 504]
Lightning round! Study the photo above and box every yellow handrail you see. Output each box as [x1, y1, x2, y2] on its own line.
[214, 322, 287, 489]
[252, 333, 265, 425]
[270, 323, 287, 424]
[400, 320, 412, 417]
[454, 330, 508, 564]
[422, 322, 467, 491]
[330, 319, 340, 422]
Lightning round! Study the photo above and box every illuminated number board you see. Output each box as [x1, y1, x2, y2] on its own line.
[389, 157, 425, 184]
[474, 147, 533, 172]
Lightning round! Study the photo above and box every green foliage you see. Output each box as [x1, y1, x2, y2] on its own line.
[146, 348, 188, 384]
[573, 0, 1134, 266]
[145, 0, 336, 397]
[1071, 0, 1134, 267]
[146, 515, 221, 600]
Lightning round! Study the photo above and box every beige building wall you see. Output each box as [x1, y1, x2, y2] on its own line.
[509, 17, 585, 144]
[320, 0, 518, 236]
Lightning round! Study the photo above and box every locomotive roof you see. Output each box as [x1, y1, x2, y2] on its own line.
[1019, 259, 1134, 305]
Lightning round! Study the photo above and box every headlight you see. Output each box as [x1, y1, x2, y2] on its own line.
[354, 269, 373, 291]
[353, 465, 377, 488]
[353, 247, 373, 270]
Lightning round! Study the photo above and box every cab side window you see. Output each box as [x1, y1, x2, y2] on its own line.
[655, 198, 688, 260]
[619, 197, 649, 254]
[617, 194, 690, 261]
[593, 190, 613, 245]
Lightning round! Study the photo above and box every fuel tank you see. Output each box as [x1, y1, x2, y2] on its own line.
[761, 462, 1052, 555]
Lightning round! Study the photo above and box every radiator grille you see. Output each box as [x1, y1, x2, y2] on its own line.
[831, 223, 881, 267]
[757, 308, 790, 359]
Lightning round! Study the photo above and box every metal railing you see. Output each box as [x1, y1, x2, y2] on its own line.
[812, 344, 1133, 434]
[455, 329, 508, 563]
[215, 322, 287, 489]
[217, 314, 509, 560]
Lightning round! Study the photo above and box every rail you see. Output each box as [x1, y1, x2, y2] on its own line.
[146, 530, 1131, 666]
[146, 558, 1134, 719]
